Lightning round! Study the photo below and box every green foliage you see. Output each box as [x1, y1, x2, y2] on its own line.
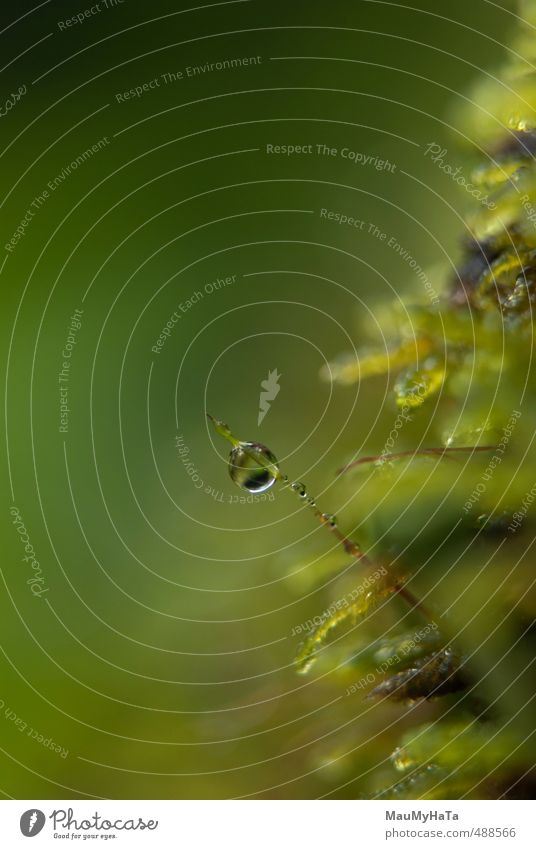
[294, 569, 398, 674]
[393, 359, 446, 409]
[292, 0, 536, 800]
[367, 649, 467, 703]
[378, 720, 529, 799]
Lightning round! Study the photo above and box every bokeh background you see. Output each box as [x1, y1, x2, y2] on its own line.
[1, 0, 531, 799]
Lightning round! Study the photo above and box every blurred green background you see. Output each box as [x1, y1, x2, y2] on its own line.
[1, 0, 528, 799]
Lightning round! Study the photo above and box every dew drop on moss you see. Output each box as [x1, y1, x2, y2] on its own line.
[228, 442, 280, 493]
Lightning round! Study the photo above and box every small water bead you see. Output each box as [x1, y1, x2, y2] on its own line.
[391, 746, 415, 773]
[474, 248, 536, 311]
[503, 267, 536, 314]
[321, 513, 338, 528]
[290, 481, 317, 507]
[228, 442, 280, 493]
[394, 358, 445, 409]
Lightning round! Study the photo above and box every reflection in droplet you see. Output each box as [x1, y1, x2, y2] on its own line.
[228, 442, 280, 493]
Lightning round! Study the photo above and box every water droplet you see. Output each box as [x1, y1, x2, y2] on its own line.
[508, 113, 535, 133]
[291, 481, 307, 497]
[391, 746, 414, 772]
[321, 513, 337, 528]
[228, 442, 280, 493]
[394, 358, 445, 408]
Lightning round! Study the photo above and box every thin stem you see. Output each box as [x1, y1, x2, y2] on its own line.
[338, 445, 498, 476]
[285, 484, 433, 620]
[279, 476, 370, 564]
